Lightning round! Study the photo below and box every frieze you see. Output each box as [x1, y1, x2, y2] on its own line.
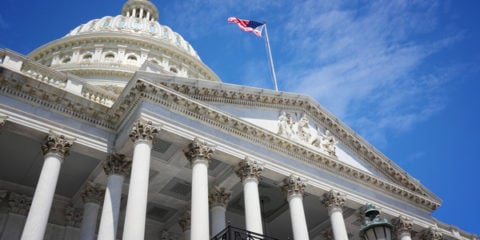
[110, 79, 440, 211]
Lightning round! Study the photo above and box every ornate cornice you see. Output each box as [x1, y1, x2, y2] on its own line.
[321, 190, 345, 210]
[81, 183, 104, 204]
[129, 118, 159, 143]
[183, 137, 214, 164]
[282, 175, 307, 199]
[235, 158, 264, 183]
[178, 211, 191, 232]
[41, 133, 75, 158]
[109, 79, 440, 211]
[209, 186, 231, 208]
[103, 153, 131, 176]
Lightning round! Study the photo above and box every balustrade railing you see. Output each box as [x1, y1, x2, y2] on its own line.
[211, 225, 279, 240]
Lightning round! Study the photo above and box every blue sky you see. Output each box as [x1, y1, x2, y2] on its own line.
[1, 0, 479, 235]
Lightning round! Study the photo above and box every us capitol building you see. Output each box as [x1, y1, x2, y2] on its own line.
[0, 1, 477, 240]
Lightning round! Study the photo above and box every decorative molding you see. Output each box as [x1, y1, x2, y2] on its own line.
[178, 211, 191, 232]
[7, 192, 32, 215]
[209, 186, 231, 208]
[420, 226, 443, 240]
[392, 215, 413, 235]
[183, 137, 214, 164]
[282, 174, 307, 199]
[235, 157, 264, 183]
[129, 118, 159, 143]
[81, 182, 104, 204]
[103, 153, 131, 176]
[65, 204, 83, 227]
[321, 190, 345, 210]
[40, 133, 75, 158]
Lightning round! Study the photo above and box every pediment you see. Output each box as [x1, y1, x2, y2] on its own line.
[120, 72, 440, 209]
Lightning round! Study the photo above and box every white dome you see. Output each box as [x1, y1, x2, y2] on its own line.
[28, 0, 220, 93]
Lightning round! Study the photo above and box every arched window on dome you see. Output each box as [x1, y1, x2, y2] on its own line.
[150, 59, 159, 65]
[62, 57, 71, 63]
[82, 53, 93, 61]
[127, 55, 137, 61]
[170, 67, 178, 74]
[104, 53, 115, 61]
[163, 28, 169, 39]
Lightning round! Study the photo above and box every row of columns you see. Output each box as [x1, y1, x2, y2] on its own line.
[14, 118, 442, 240]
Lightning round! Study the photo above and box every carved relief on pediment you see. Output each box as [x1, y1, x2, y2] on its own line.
[277, 111, 337, 157]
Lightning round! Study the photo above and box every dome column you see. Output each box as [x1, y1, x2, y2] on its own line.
[21, 133, 74, 240]
[79, 183, 104, 240]
[122, 119, 159, 240]
[282, 175, 309, 240]
[321, 190, 349, 240]
[209, 186, 231, 237]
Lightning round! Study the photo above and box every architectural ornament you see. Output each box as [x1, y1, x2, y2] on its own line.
[278, 111, 294, 138]
[103, 153, 131, 176]
[281, 175, 307, 198]
[235, 157, 264, 182]
[209, 186, 232, 208]
[392, 215, 413, 235]
[183, 137, 214, 164]
[321, 227, 334, 240]
[65, 205, 83, 227]
[129, 119, 159, 142]
[321, 190, 345, 209]
[178, 211, 191, 232]
[7, 192, 32, 215]
[321, 130, 337, 156]
[420, 226, 443, 240]
[81, 182, 104, 204]
[297, 113, 312, 142]
[40, 133, 74, 158]
[0, 114, 7, 127]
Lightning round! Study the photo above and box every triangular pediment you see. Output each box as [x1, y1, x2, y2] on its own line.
[120, 71, 440, 209]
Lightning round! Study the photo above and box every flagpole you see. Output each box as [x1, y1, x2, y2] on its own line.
[263, 23, 279, 91]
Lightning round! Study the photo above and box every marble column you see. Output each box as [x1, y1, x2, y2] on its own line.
[235, 158, 264, 235]
[321, 190, 348, 240]
[79, 183, 104, 240]
[392, 216, 413, 240]
[122, 120, 159, 240]
[209, 186, 231, 237]
[282, 175, 309, 240]
[178, 211, 191, 240]
[420, 226, 443, 240]
[183, 138, 215, 240]
[97, 153, 131, 240]
[21, 133, 74, 240]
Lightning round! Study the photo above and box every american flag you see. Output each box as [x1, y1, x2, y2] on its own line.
[227, 17, 265, 37]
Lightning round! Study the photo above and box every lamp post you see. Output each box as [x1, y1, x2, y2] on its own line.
[359, 203, 393, 240]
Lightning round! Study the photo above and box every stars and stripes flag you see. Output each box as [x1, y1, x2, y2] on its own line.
[227, 17, 265, 37]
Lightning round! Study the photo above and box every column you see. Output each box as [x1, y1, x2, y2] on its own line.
[79, 183, 104, 240]
[235, 158, 264, 235]
[21, 133, 74, 240]
[392, 216, 413, 240]
[282, 175, 309, 240]
[183, 138, 214, 240]
[209, 186, 231, 237]
[178, 211, 191, 240]
[321, 190, 348, 240]
[98, 153, 131, 240]
[122, 119, 159, 240]
[420, 226, 443, 240]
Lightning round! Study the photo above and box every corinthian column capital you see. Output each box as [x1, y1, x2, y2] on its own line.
[183, 137, 214, 164]
[81, 183, 104, 204]
[282, 175, 307, 199]
[129, 119, 159, 143]
[178, 211, 191, 232]
[209, 186, 232, 208]
[41, 133, 74, 158]
[392, 215, 413, 234]
[321, 190, 345, 210]
[103, 153, 131, 177]
[235, 157, 264, 183]
[420, 226, 443, 240]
